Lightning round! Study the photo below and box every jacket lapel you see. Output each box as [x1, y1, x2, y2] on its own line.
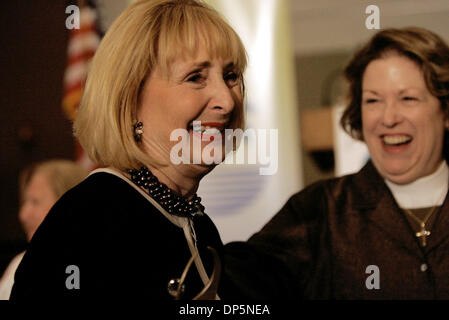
[351, 162, 423, 255]
[427, 191, 449, 252]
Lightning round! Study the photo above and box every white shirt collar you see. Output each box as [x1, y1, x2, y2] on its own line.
[385, 161, 449, 209]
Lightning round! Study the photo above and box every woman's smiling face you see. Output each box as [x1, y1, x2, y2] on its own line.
[138, 44, 243, 171]
[361, 54, 448, 184]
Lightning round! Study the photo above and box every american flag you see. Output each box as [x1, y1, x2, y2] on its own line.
[62, 1, 101, 170]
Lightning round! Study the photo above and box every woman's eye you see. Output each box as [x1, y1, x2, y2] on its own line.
[364, 98, 379, 104]
[187, 73, 205, 83]
[224, 72, 239, 86]
[403, 96, 417, 101]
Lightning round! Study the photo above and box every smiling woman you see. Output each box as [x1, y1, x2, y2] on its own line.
[10, 0, 247, 301]
[222, 27, 449, 300]
[361, 55, 448, 185]
[137, 46, 244, 196]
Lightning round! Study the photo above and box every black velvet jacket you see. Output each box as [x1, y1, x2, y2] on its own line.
[222, 161, 449, 299]
[10, 172, 223, 301]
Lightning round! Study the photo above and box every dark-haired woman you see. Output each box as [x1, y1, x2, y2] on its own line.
[223, 27, 449, 299]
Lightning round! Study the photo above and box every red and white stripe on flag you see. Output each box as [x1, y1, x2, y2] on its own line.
[62, 3, 101, 171]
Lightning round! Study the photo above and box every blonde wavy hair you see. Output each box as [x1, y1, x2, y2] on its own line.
[19, 160, 88, 201]
[74, 0, 247, 170]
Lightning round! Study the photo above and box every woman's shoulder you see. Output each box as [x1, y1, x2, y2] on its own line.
[285, 174, 352, 212]
[274, 161, 380, 224]
[54, 171, 155, 214]
[64, 171, 138, 201]
[290, 161, 380, 203]
[36, 171, 171, 239]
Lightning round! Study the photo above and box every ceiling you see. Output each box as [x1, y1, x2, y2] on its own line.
[288, 0, 449, 55]
[96, 0, 449, 56]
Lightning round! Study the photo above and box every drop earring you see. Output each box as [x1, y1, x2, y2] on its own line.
[133, 121, 144, 142]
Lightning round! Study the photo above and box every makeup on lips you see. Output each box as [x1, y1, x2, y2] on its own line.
[188, 121, 227, 141]
[380, 133, 412, 153]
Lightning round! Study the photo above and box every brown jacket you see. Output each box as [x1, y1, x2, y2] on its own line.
[222, 161, 449, 299]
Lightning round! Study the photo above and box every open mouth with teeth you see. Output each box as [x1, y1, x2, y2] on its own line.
[381, 134, 413, 147]
[188, 121, 227, 136]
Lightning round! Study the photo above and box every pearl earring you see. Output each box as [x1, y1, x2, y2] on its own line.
[133, 121, 144, 142]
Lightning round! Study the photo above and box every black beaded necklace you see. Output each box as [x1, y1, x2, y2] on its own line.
[128, 166, 205, 218]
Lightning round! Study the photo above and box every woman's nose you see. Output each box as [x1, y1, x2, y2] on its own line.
[209, 79, 236, 114]
[382, 100, 402, 128]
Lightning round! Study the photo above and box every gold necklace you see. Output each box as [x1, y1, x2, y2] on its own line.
[401, 186, 447, 247]
[403, 207, 439, 247]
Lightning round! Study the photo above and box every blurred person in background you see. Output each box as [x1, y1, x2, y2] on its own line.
[0, 159, 87, 299]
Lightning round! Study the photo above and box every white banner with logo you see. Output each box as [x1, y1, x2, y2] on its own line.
[200, 0, 303, 242]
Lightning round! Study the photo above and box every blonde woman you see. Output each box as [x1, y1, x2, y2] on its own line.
[0, 160, 87, 299]
[11, 0, 247, 300]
